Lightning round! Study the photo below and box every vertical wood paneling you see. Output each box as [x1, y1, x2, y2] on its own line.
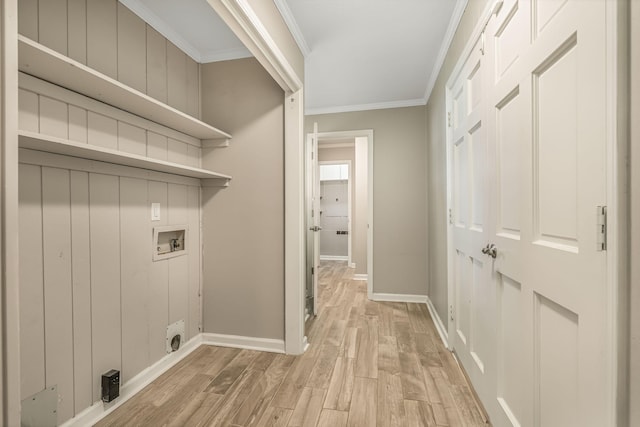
[186, 58, 200, 119]
[70, 171, 93, 414]
[146, 26, 168, 104]
[117, 3, 146, 93]
[167, 41, 187, 113]
[18, 89, 39, 132]
[148, 181, 169, 363]
[118, 122, 146, 156]
[41, 167, 74, 423]
[90, 173, 121, 402]
[168, 184, 189, 325]
[147, 132, 168, 161]
[18, 0, 38, 40]
[120, 177, 150, 382]
[88, 112, 118, 149]
[39, 96, 68, 139]
[187, 186, 200, 338]
[67, 0, 87, 64]
[168, 138, 188, 165]
[86, 0, 117, 78]
[68, 105, 88, 143]
[38, 0, 68, 55]
[187, 145, 201, 168]
[18, 164, 45, 399]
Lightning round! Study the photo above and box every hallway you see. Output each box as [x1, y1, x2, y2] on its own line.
[97, 261, 488, 426]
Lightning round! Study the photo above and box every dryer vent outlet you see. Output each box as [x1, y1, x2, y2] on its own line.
[166, 319, 185, 354]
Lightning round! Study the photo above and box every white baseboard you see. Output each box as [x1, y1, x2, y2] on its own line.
[60, 334, 203, 427]
[426, 297, 449, 348]
[353, 274, 368, 281]
[201, 333, 285, 354]
[370, 293, 428, 303]
[320, 255, 348, 261]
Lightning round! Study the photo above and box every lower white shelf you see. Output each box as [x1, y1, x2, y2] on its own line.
[18, 130, 232, 182]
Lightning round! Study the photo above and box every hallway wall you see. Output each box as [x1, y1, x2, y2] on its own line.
[425, 0, 491, 323]
[629, 1, 640, 424]
[306, 106, 428, 297]
[201, 58, 286, 340]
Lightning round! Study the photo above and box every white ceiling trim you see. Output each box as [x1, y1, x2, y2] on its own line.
[423, 0, 469, 103]
[306, 98, 426, 116]
[201, 47, 254, 63]
[119, 0, 203, 62]
[273, 0, 310, 57]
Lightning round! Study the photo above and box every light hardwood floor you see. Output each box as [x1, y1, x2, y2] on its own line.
[97, 261, 489, 426]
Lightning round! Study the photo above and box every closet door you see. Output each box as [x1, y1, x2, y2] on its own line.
[484, 0, 610, 425]
[448, 36, 495, 407]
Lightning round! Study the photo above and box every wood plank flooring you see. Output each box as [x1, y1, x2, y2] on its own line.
[97, 261, 489, 426]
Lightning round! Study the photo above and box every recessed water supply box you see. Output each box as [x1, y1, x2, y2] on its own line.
[153, 225, 188, 261]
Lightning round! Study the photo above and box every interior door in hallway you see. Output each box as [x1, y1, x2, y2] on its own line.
[306, 124, 321, 317]
[448, 34, 495, 410]
[450, 0, 612, 426]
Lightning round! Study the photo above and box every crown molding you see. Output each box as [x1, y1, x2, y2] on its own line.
[273, 0, 310, 57]
[424, 0, 469, 103]
[306, 98, 426, 116]
[201, 47, 253, 63]
[118, 0, 252, 63]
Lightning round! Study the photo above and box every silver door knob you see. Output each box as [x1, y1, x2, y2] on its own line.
[309, 226, 322, 232]
[486, 244, 497, 259]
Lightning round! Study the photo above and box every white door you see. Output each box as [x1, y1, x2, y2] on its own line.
[305, 123, 321, 316]
[448, 35, 495, 408]
[449, 0, 612, 426]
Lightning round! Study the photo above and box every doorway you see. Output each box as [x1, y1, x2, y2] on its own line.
[319, 161, 352, 266]
[305, 129, 373, 325]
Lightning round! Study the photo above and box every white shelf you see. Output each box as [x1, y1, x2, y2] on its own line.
[18, 130, 232, 182]
[18, 35, 231, 141]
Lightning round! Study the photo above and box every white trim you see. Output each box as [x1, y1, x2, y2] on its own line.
[306, 98, 426, 116]
[353, 274, 368, 281]
[211, 0, 303, 92]
[424, 0, 469, 103]
[426, 297, 450, 349]
[273, 0, 310, 57]
[606, 1, 628, 425]
[283, 90, 306, 355]
[371, 293, 427, 304]
[319, 142, 354, 149]
[320, 255, 348, 261]
[201, 333, 286, 353]
[60, 334, 203, 427]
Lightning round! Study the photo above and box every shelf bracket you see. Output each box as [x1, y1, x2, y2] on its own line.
[202, 138, 231, 148]
[201, 178, 231, 188]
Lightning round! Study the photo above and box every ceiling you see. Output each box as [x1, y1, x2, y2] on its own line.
[119, 0, 467, 115]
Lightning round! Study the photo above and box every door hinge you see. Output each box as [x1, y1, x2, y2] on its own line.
[596, 206, 607, 251]
[311, 267, 314, 275]
[448, 208, 453, 225]
[449, 305, 454, 322]
[447, 112, 452, 128]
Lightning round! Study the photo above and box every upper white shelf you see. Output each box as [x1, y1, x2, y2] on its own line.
[18, 35, 231, 141]
[19, 130, 232, 181]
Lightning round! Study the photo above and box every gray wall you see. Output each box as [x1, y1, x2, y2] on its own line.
[201, 58, 286, 340]
[425, 0, 491, 321]
[19, 159, 201, 423]
[306, 106, 428, 296]
[629, 1, 639, 424]
[18, 0, 201, 118]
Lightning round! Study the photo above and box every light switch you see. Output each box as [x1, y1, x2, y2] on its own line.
[151, 203, 161, 221]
